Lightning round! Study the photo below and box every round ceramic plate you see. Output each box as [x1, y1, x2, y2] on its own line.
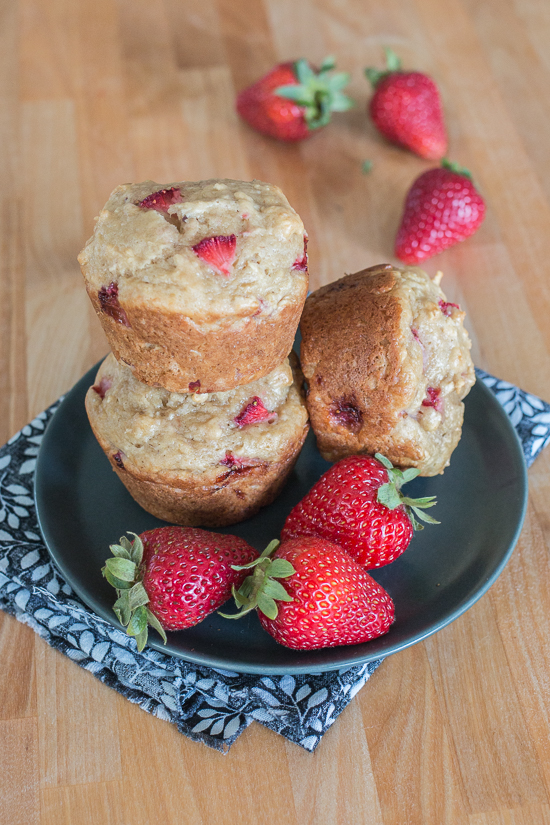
[35, 363, 528, 674]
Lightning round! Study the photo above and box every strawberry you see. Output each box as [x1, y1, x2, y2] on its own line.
[281, 454, 438, 569]
[236, 56, 354, 142]
[221, 538, 394, 650]
[98, 282, 131, 327]
[292, 236, 309, 271]
[438, 298, 460, 317]
[102, 527, 257, 651]
[138, 187, 183, 212]
[422, 387, 444, 413]
[92, 376, 112, 399]
[234, 397, 277, 427]
[395, 160, 486, 263]
[112, 451, 125, 470]
[192, 235, 237, 276]
[365, 47, 447, 159]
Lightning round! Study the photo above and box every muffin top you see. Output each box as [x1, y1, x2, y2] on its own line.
[86, 353, 309, 476]
[78, 179, 308, 323]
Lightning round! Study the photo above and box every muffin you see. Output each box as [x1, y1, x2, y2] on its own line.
[85, 353, 309, 526]
[78, 179, 308, 393]
[299, 264, 475, 475]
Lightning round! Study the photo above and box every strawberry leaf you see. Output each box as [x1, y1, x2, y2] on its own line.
[104, 557, 137, 582]
[128, 581, 149, 611]
[134, 628, 148, 653]
[146, 609, 168, 645]
[263, 579, 293, 602]
[441, 158, 472, 180]
[219, 540, 293, 619]
[128, 533, 144, 565]
[294, 58, 315, 85]
[401, 467, 420, 483]
[257, 592, 278, 620]
[374, 453, 438, 530]
[374, 453, 394, 470]
[328, 89, 354, 112]
[276, 57, 354, 130]
[274, 85, 307, 101]
[127, 605, 148, 637]
[384, 46, 402, 72]
[319, 55, 336, 72]
[377, 482, 403, 510]
[409, 506, 440, 525]
[269, 559, 295, 578]
[365, 47, 402, 88]
[109, 544, 132, 560]
[113, 592, 131, 626]
[102, 567, 132, 590]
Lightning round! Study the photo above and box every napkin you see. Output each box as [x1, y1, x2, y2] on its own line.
[0, 368, 547, 753]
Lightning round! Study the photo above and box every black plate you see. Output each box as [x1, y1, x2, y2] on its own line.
[35, 363, 528, 674]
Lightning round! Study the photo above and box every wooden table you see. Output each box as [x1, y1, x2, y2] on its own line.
[3, 1, 550, 822]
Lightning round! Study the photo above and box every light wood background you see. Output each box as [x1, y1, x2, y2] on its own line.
[3, 0, 550, 823]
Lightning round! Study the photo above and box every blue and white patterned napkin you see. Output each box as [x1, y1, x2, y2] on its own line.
[0, 368, 547, 753]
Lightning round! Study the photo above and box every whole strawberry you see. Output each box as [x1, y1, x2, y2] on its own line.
[365, 47, 447, 160]
[281, 454, 438, 569]
[221, 538, 394, 650]
[236, 56, 354, 142]
[395, 160, 486, 263]
[102, 527, 257, 651]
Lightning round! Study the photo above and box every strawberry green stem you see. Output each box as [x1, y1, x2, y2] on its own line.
[365, 46, 403, 88]
[441, 158, 473, 180]
[218, 540, 295, 621]
[374, 453, 439, 531]
[102, 532, 167, 652]
[275, 56, 354, 130]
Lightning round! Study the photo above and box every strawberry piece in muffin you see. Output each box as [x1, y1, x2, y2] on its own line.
[234, 397, 278, 427]
[138, 187, 183, 212]
[192, 235, 237, 277]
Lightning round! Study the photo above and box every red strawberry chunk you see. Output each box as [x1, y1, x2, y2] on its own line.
[217, 451, 261, 482]
[98, 282, 131, 327]
[438, 299, 460, 317]
[138, 187, 183, 212]
[220, 451, 244, 469]
[411, 327, 428, 368]
[292, 236, 308, 271]
[112, 451, 125, 470]
[329, 396, 363, 432]
[234, 397, 277, 427]
[422, 387, 444, 413]
[192, 235, 236, 277]
[92, 376, 112, 399]
[188, 380, 201, 393]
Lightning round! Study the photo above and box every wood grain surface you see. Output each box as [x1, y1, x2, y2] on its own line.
[2, 1, 550, 823]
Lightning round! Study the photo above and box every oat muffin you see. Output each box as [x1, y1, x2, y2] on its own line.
[85, 353, 309, 526]
[78, 179, 308, 393]
[300, 264, 475, 475]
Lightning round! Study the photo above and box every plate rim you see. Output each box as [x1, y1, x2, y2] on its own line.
[35, 363, 529, 674]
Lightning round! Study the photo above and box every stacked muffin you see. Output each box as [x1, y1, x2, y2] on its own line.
[79, 179, 310, 526]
